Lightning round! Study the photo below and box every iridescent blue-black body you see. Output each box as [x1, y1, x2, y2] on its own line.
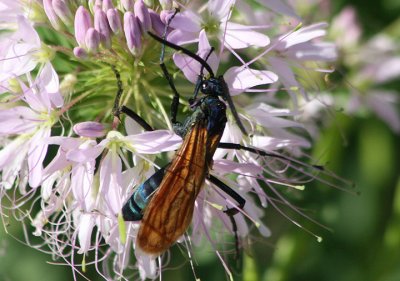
[122, 167, 166, 221]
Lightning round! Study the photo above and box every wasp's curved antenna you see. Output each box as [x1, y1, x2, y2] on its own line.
[148, 31, 215, 78]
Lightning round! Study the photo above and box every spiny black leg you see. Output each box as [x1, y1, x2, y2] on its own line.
[111, 65, 123, 117]
[208, 175, 245, 215]
[109, 66, 154, 132]
[217, 142, 324, 170]
[120, 106, 154, 132]
[208, 175, 243, 260]
[228, 213, 240, 261]
[218, 142, 283, 158]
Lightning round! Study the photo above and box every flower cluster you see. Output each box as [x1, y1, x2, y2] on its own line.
[0, 0, 355, 280]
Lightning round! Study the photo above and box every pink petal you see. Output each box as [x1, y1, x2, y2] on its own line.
[38, 62, 63, 108]
[28, 128, 51, 188]
[268, 56, 303, 105]
[257, 0, 299, 19]
[126, 130, 181, 153]
[224, 22, 270, 49]
[213, 159, 263, 175]
[286, 42, 337, 61]
[77, 214, 96, 254]
[0, 137, 26, 168]
[100, 151, 122, 214]
[374, 57, 400, 84]
[168, 11, 201, 33]
[224, 66, 278, 95]
[167, 29, 199, 45]
[247, 103, 304, 128]
[208, 0, 235, 21]
[0, 106, 38, 135]
[278, 23, 328, 49]
[173, 30, 219, 83]
[1, 16, 41, 78]
[71, 162, 95, 211]
[66, 143, 103, 163]
[366, 90, 400, 133]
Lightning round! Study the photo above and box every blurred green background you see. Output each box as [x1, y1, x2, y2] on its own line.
[1, 1, 399, 280]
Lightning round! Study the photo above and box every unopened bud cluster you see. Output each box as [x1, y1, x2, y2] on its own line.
[44, 0, 166, 58]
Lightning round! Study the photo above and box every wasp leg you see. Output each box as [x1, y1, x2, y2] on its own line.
[218, 142, 324, 170]
[109, 65, 154, 131]
[208, 175, 245, 215]
[119, 106, 154, 131]
[208, 175, 244, 260]
[228, 211, 241, 262]
[110, 65, 123, 117]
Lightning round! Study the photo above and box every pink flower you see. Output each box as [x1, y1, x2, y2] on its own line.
[0, 63, 62, 189]
[0, 16, 42, 82]
[167, 0, 270, 49]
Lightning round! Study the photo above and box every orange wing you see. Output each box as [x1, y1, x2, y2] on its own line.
[136, 120, 221, 256]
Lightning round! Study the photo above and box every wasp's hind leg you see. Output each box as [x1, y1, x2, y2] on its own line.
[208, 174, 245, 214]
[217, 142, 325, 171]
[208, 175, 244, 260]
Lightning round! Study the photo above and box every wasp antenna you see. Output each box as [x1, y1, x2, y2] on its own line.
[200, 47, 215, 77]
[220, 79, 249, 136]
[148, 31, 215, 78]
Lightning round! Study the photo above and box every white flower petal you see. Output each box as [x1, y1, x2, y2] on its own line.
[28, 128, 51, 188]
[366, 90, 400, 133]
[278, 22, 328, 49]
[173, 30, 219, 83]
[224, 22, 270, 49]
[167, 29, 199, 45]
[169, 11, 201, 32]
[208, 0, 235, 21]
[0, 106, 38, 135]
[100, 151, 122, 214]
[38, 63, 63, 108]
[286, 42, 337, 61]
[256, 0, 300, 19]
[77, 214, 96, 254]
[224, 66, 278, 95]
[126, 130, 181, 153]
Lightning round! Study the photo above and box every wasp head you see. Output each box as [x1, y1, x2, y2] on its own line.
[200, 76, 227, 99]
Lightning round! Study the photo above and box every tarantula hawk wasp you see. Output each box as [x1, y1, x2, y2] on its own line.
[118, 11, 325, 257]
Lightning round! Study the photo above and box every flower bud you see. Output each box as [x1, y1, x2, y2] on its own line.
[52, 0, 73, 25]
[102, 0, 114, 11]
[134, 0, 151, 33]
[60, 73, 78, 96]
[74, 6, 92, 47]
[94, 9, 111, 48]
[73, 46, 88, 58]
[148, 9, 165, 36]
[121, 0, 134, 11]
[43, 0, 60, 30]
[85, 27, 100, 53]
[124, 12, 142, 56]
[107, 8, 122, 34]
[73, 122, 106, 138]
